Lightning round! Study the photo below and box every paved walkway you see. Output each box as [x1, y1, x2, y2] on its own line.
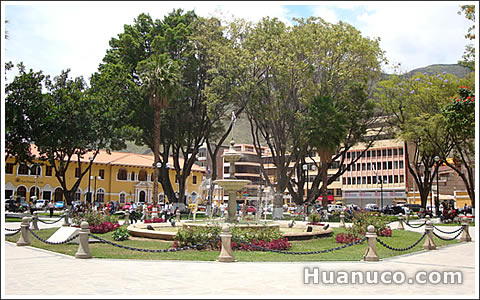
[3, 218, 478, 297]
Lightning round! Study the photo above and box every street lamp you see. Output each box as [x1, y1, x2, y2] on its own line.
[93, 175, 101, 207]
[87, 156, 94, 206]
[434, 156, 440, 216]
[372, 163, 383, 211]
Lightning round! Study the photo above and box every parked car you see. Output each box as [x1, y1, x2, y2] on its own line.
[382, 205, 404, 215]
[327, 204, 343, 213]
[54, 201, 65, 209]
[365, 203, 379, 212]
[72, 200, 82, 207]
[35, 199, 47, 209]
[121, 202, 132, 210]
[404, 204, 422, 213]
[247, 206, 256, 213]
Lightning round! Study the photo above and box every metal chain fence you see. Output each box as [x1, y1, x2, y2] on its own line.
[231, 236, 366, 255]
[28, 228, 80, 245]
[433, 224, 465, 234]
[89, 233, 221, 253]
[405, 222, 426, 229]
[5, 227, 21, 231]
[5, 228, 22, 236]
[37, 215, 66, 224]
[432, 226, 465, 241]
[376, 232, 427, 251]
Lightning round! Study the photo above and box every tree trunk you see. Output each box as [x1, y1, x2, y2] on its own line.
[153, 107, 161, 205]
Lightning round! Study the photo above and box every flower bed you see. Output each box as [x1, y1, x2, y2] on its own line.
[144, 217, 165, 223]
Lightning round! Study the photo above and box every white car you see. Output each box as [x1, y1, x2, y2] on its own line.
[327, 204, 343, 213]
[35, 199, 47, 209]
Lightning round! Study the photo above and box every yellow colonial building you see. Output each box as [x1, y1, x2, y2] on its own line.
[5, 147, 206, 207]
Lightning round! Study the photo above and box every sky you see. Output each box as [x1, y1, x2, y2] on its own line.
[1, 1, 477, 84]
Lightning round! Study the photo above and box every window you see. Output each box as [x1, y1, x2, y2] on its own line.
[352, 177, 356, 185]
[377, 150, 382, 157]
[394, 161, 399, 169]
[387, 149, 392, 156]
[393, 149, 398, 156]
[75, 168, 81, 178]
[18, 164, 29, 175]
[117, 168, 127, 180]
[56, 167, 64, 177]
[388, 175, 393, 183]
[138, 169, 147, 181]
[347, 177, 351, 185]
[131, 172, 136, 181]
[383, 175, 388, 183]
[356, 151, 361, 158]
[399, 148, 404, 155]
[362, 163, 366, 170]
[362, 177, 367, 184]
[17, 186, 27, 198]
[366, 151, 370, 158]
[367, 162, 371, 170]
[388, 161, 392, 169]
[31, 165, 41, 176]
[6, 163, 14, 174]
[99, 169, 105, 179]
[342, 178, 346, 185]
[75, 190, 81, 201]
[382, 149, 387, 157]
[351, 164, 356, 171]
[97, 189, 105, 203]
[367, 176, 372, 184]
[193, 176, 197, 184]
[46, 166, 53, 176]
[356, 163, 360, 170]
[394, 175, 399, 183]
[400, 175, 405, 183]
[377, 162, 382, 170]
[399, 161, 404, 169]
[383, 162, 387, 170]
[29, 186, 39, 198]
[371, 150, 376, 158]
[357, 176, 361, 184]
[347, 152, 351, 159]
[352, 152, 356, 159]
[373, 176, 377, 184]
[119, 193, 126, 204]
[54, 188, 63, 202]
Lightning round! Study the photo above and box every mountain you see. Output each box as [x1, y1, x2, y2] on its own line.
[406, 64, 471, 78]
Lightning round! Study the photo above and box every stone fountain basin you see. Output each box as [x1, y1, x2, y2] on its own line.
[127, 223, 180, 240]
[182, 222, 280, 230]
[213, 179, 252, 190]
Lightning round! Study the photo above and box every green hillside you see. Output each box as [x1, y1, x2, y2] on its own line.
[406, 64, 471, 78]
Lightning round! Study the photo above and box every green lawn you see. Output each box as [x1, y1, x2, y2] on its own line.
[5, 226, 461, 261]
[434, 222, 475, 227]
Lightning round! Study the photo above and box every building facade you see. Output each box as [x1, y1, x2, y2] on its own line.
[5, 148, 205, 207]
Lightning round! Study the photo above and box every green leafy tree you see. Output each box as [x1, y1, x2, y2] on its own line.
[137, 53, 180, 206]
[441, 85, 475, 208]
[5, 64, 127, 207]
[457, 5, 475, 71]
[376, 71, 468, 209]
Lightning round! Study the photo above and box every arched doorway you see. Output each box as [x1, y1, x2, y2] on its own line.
[139, 191, 146, 203]
[16, 186, 27, 199]
[29, 186, 40, 200]
[54, 188, 63, 202]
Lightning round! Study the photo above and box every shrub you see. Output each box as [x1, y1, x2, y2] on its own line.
[335, 211, 392, 243]
[144, 217, 165, 223]
[174, 226, 221, 249]
[308, 213, 322, 224]
[112, 227, 130, 241]
[90, 222, 120, 234]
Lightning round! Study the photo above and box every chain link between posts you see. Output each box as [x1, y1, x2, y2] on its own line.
[37, 215, 66, 224]
[433, 224, 465, 234]
[5, 228, 22, 236]
[376, 232, 427, 251]
[27, 228, 80, 245]
[231, 236, 366, 255]
[405, 221, 426, 229]
[432, 226, 465, 241]
[89, 233, 221, 253]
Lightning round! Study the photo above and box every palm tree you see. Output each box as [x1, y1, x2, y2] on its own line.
[138, 54, 180, 206]
[305, 95, 346, 208]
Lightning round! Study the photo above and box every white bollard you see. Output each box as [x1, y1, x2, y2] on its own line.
[75, 221, 92, 259]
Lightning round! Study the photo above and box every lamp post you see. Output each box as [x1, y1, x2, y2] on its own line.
[93, 175, 100, 208]
[87, 156, 93, 206]
[32, 163, 40, 201]
[372, 163, 383, 211]
[434, 156, 440, 216]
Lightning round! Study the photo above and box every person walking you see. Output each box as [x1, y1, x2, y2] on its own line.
[48, 200, 54, 218]
[129, 202, 137, 223]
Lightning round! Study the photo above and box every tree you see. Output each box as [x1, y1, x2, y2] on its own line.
[304, 95, 346, 208]
[137, 53, 180, 206]
[457, 5, 475, 71]
[5, 64, 127, 207]
[441, 85, 475, 209]
[376, 71, 469, 209]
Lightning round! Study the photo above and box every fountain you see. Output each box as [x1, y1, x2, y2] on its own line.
[213, 139, 251, 222]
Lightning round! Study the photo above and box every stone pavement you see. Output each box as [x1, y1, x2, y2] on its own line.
[3, 218, 478, 298]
